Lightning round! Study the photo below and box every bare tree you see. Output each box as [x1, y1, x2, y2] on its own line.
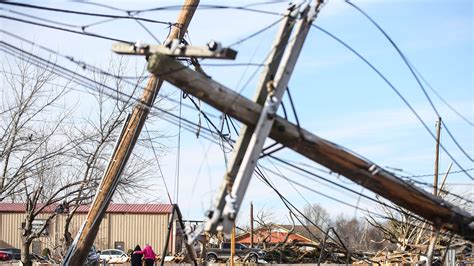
[366, 190, 472, 263]
[0, 54, 71, 201]
[366, 202, 421, 251]
[332, 215, 364, 250]
[253, 208, 277, 249]
[0, 51, 86, 265]
[53, 57, 165, 258]
[1, 51, 167, 265]
[303, 203, 331, 231]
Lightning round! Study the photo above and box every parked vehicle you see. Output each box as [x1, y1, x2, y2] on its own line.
[99, 249, 129, 262]
[0, 251, 12, 261]
[0, 248, 20, 260]
[206, 242, 265, 263]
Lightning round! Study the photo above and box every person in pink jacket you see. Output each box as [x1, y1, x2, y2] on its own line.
[133, 244, 156, 266]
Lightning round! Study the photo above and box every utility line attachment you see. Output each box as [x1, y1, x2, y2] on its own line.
[112, 40, 237, 59]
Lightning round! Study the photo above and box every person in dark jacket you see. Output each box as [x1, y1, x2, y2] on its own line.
[131, 245, 143, 266]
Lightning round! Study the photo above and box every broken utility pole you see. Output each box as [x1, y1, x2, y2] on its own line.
[62, 1, 200, 265]
[146, 53, 474, 241]
[203, 1, 308, 237]
[219, 2, 319, 236]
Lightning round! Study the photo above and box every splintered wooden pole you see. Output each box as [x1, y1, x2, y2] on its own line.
[147, 54, 474, 240]
[62, 1, 200, 265]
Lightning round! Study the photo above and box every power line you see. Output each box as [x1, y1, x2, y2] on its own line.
[174, 91, 183, 204]
[0, 30, 206, 111]
[1, 43, 243, 213]
[1, 6, 165, 45]
[242, 0, 290, 8]
[270, 169, 442, 233]
[0, 29, 270, 115]
[311, 24, 473, 180]
[253, 164, 449, 257]
[410, 64, 474, 127]
[267, 154, 474, 208]
[345, 0, 473, 163]
[253, 166, 350, 252]
[264, 156, 421, 219]
[76, 2, 165, 44]
[400, 168, 474, 179]
[144, 124, 173, 205]
[0, 42, 228, 149]
[78, 2, 128, 12]
[128, 4, 284, 17]
[0, 7, 80, 28]
[0, 2, 173, 25]
[0, 31, 229, 127]
[259, 159, 338, 235]
[399, 178, 474, 204]
[0, 42, 242, 162]
[200, 63, 265, 67]
[131, 16, 162, 44]
[289, 160, 474, 204]
[285, 86, 303, 138]
[229, 17, 284, 47]
[0, 15, 134, 44]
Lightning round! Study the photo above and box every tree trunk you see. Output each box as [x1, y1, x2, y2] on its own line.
[22, 240, 32, 266]
[64, 214, 74, 246]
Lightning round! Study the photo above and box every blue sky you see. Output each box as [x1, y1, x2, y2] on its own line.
[1, 0, 472, 224]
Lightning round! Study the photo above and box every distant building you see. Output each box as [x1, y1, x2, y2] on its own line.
[236, 224, 321, 247]
[0, 203, 185, 255]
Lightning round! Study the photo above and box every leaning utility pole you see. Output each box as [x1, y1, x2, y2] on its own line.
[204, 1, 318, 237]
[146, 54, 474, 240]
[205, 2, 299, 235]
[62, 1, 200, 265]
